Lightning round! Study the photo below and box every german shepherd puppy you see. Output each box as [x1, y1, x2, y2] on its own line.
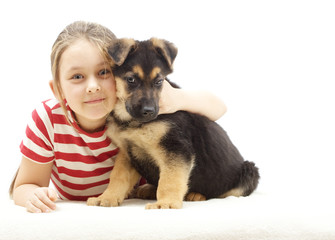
[87, 38, 260, 209]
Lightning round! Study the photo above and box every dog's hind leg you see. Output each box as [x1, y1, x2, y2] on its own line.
[135, 183, 157, 200]
[220, 161, 260, 198]
[220, 188, 245, 198]
[185, 192, 206, 201]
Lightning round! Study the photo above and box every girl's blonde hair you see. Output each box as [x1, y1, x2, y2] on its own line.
[51, 20, 117, 122]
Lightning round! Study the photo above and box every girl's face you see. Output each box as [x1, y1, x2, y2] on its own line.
[59, 39, 117, 132]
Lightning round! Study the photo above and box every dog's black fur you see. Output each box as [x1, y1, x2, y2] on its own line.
[87, 38, 259, 209]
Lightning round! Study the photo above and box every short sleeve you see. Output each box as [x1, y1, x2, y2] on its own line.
[20, 101, 55, 164]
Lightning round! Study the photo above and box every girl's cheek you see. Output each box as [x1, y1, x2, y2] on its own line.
[104, 79, 117, 94]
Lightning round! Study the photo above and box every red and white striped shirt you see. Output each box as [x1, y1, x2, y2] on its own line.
[20, 99, 119, 201]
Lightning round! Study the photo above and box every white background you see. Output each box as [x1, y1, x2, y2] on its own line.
[0, 0, 334, 199]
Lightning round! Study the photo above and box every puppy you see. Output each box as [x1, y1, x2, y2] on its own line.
[87, 38, 260, 209]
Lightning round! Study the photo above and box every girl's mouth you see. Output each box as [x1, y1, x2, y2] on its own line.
[84, 98, 105, 104]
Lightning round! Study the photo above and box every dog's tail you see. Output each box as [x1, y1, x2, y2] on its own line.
[221, 161, 260, 198]
[238, 161, 260, 196]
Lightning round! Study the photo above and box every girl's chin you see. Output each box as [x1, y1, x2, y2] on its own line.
[76, 111, 109, 123]
[84, 107, 111, 117]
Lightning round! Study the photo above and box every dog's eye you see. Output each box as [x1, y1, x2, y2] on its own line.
[126, 77, 136, 84]
[155, 79, 164, 86]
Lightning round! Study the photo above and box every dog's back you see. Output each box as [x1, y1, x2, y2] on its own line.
[129, 108, 259, 199]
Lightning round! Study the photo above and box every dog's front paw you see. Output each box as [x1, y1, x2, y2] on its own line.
[145, 200, 183, 209]
[87, 195, 123, 207]
[87, 197, 101, 206]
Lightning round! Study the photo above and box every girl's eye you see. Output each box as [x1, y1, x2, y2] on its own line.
[72, 74, 84, 80]
[99, 69, 111, 76]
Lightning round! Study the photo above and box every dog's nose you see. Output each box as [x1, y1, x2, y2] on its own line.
[141, 106, 155, 117]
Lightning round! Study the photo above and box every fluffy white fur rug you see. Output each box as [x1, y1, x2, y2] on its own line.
[1, 192, 334, 240]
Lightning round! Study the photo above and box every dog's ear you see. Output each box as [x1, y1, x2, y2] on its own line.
[150, 38, 178, 70]
[108, 38, 137, 66]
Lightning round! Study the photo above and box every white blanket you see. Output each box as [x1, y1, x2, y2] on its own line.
[1, 192, 334, 240]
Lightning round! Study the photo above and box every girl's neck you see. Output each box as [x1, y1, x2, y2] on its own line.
[73, 112, 107, 133]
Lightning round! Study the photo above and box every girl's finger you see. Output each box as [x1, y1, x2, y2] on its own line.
[34, 190, 56, 211]
[25, 198, 42, 213]
[47, 188, 58, 202]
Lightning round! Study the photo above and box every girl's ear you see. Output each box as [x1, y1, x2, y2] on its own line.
[49, 80, 56, 96]
[50, 80, 65, 101]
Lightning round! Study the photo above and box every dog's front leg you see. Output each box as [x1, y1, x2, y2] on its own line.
[145, 160, 192, 209]
[87, 150, 140, 207]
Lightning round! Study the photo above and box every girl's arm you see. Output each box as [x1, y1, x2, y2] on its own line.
[12, 157, 57, 213]
[159, 80, 227, 121]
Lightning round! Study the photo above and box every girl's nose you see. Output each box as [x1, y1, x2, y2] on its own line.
[86, 77, 101, 93]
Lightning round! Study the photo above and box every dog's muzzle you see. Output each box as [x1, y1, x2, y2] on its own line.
[126, 100, 159, 123]
[141, 106, 156, 117]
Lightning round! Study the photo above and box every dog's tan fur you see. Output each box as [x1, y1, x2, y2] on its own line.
[86, 149, 140, 207]
[147, 159, 193, 209]
[132, 65, 145, 79]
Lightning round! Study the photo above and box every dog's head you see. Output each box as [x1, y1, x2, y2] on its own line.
[108, 38, 177, 123]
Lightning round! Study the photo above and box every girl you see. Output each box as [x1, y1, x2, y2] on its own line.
[10, 21, 227, 213]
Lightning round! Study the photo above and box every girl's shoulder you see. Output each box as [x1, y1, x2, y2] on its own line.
[29, 98, 64, 130]
[34, 98, 65, 118]
[39, 98, 62, 113]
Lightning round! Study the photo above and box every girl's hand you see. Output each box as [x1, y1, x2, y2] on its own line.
[25, 187, 58, 213]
